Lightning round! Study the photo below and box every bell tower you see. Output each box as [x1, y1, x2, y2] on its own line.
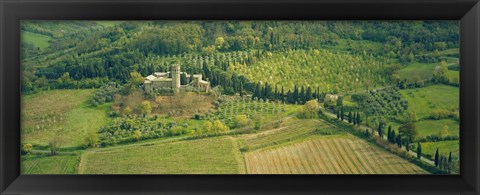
[171, 64, 181, 92]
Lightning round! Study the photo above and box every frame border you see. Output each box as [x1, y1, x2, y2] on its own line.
[1, 0, 479, 194]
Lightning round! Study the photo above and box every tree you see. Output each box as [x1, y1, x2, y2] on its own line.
[203, 121, 213, 134]
[348, 112, 353, 123]
[129, 71, 144, 86]
[408, 111, 418, 122]
[353, 112, 357, 125]
[448, 152, 453, 173]
[390, 130, 396, 144]
[212, 120, 229, 134]
[21, 143, 33, 155]
[387, 125, 392, 142]
[134, 130, 142, 141]
[417, 142, 422, 159]
[235, 114, 250, 128]
[377, 121, 384, 138]
[140, 101, 152, 117]
[398, 123, 418, 143]
[434, 148, 440, 167]
[122, 106, 132, 116]
[48, 136, 64, 155]
[433, 61, 449, 84]
[303, 100, 319, 119]
[439, 124, 449, 138]
[396, 134, 402, 148]
[180, 73, 188, 85]
[340, 106, 345, 121]
[254, 115, 263, 130]
[356, 112, 361, 125]
[83, 131, 99, 148]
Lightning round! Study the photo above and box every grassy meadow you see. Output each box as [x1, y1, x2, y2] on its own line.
[21, 31, 51, 50]
[22, 89, 109, 147]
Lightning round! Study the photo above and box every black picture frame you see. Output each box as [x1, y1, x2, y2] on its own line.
[1, 0, 479, 194]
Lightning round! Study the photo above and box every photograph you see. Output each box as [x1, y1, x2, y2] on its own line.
[20, 20, 460, 174]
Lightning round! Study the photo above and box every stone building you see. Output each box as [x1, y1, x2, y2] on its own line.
[144, 64, 210, 93]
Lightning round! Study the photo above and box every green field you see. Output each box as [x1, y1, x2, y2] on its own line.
[78, 136, 244, 174]
[21, 31, 52, 50]
[415, 119, 459, 138]
[238, 118, 341, 151]
[400, 85, 459, 119]
[22, 89, 109, 147]
[22, 154, 79, 174]
[419, 140, 459, 158]
[398, 62, 437, 82]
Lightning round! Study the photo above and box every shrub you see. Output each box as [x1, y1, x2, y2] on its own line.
[235, 114, 250, 128]
[21, 143, 33, 155]
[82, 132, 99, 149]
[430, 109, 455, 120]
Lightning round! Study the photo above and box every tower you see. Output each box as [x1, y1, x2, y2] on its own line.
[171, 64, 181, 92]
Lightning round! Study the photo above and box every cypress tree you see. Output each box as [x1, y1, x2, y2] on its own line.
[377, 122, 383, 138]
[417, 142, 422, 159]
[340, 107, 344, 121]
[356, 112, 361, 125]
[396, 135, 402, 148]
[337, 110, 340, 120]
[448, 152, 452, 173]
[239, 80, 244, 97]
[387, 126, 392, 142]
[434, 148, 440, 167]
[353, 112, 357, 125]
[348, 112, 353, 123]
[391, 131, 396, 144]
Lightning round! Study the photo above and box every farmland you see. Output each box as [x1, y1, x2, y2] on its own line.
[21, 154, 79, 174]
[79, 137, 244, 174]
[245, 134, 427, 174]
[20, 21, 459, 175]
[234, 49, 389, 93]
[417, 140, 460, 159]
[22, 89, 110, 147]
[399, 85, 459, 119]
[238, 118, 339, 151]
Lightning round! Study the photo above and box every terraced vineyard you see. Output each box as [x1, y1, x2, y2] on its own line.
[238, 118, 339, 151]
[245, 134, 428, 174]
[215, 96, 295, 126]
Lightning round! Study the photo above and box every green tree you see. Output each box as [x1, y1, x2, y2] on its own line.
[235, 114, 250, 128]
[398, 123, 418, 143]
[83, 132, 99, 148]
[340, 106, 344, 121]
[129, 71, 144, 86]
[348, 112, 353, 123]
[21, 143, 33, 155]
[433, 61, 449, 84]
[417, 142, 422, 159]
[140, 101, 152, 117]
[439, 124, 449, 138]
[303, 100, 319, 119]
[434, 148, 440, 167]
[134, 130, 142, 141]
[356, 112, 361, 125]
